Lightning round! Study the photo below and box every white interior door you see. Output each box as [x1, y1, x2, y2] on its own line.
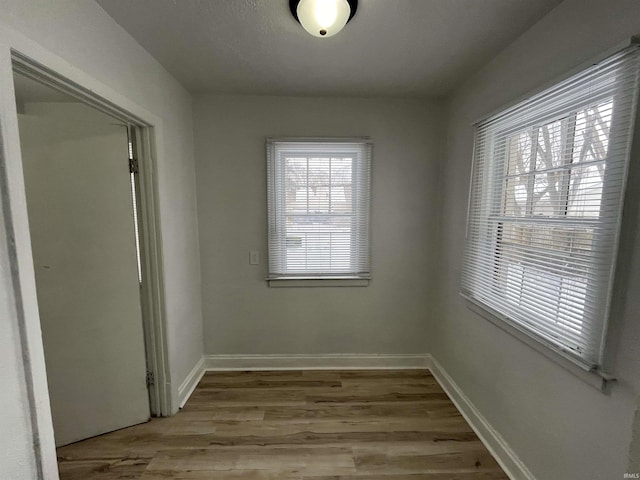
[17, 100, 150, 447]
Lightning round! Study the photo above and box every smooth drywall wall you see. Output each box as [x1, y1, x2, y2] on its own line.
[437, 1, 640, 478]
[0, 1, 204, 477]
[0, 199, 38, 480]
[0, 0, 204, 409]
[194, 95, 441, 355]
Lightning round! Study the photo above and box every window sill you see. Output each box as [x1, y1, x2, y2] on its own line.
[460, 292, 616, 393]
[267, 277, 370, 288]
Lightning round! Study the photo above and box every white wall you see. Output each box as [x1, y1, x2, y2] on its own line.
[0, 202, 38, 480]
[0, 1, 204, 477]
[436, 1, 640, 478]
[194, 95, 441, 356]
[0, 0, 204, 407]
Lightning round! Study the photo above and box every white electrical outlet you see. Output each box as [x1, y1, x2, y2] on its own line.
[249, 250, 259, 265]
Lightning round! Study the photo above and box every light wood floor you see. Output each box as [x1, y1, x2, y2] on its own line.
[57, 369, 508, 479]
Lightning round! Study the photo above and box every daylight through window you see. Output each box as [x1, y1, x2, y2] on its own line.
[461, 46, 640, 369]
[267, 139, 371, 280]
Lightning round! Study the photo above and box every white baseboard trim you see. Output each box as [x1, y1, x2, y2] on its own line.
[177, 356, 205, 408]
[204, 353, 430, 371]
[428, 356, 535, 480]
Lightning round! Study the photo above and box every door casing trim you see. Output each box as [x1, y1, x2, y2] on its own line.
[11, 51, 172, 417]
[0, 42, 172, 479]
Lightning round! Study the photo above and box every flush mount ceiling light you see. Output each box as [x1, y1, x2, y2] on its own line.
[290, 0, 358, 38]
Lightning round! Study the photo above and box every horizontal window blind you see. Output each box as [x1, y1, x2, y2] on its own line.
[267, 139, 371, 279]
[462, 45, 640, 369]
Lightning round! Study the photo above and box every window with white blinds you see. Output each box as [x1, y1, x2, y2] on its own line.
[462, 45, 640, 370]
[267, 139, 371, 280]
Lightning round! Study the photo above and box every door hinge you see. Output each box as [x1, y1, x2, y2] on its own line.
[129, 157, 139, 174]
[146, 370, 155, 387]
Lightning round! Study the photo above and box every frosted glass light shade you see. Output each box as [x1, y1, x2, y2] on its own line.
[296, 0, 351, 38]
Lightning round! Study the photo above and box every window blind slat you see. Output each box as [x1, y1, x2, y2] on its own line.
[462, 45, 640, 369]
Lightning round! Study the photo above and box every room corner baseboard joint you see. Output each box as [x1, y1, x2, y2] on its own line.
[428, 356, 536, 480]
[177, 356, 206, 409]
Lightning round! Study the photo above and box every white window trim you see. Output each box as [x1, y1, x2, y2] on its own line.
[268, 278, 370, 288]
[462, 294, 615, 391]
[266, 137, 372, 286]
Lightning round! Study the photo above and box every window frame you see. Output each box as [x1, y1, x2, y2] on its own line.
[266, 137, 372, 286]
[461, 44, 640, 385]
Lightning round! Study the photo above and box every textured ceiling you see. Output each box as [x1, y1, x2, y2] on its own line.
[96, 0, 562, 97]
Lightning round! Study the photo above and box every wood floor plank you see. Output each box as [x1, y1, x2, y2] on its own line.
[205, 430, 480, 447]
[56, 369, 508, 480]
[188, 388, 308, 406]
[212, 417, 474, 436]
[263, 402, 454, 421]
[57, 456, 151, 480]
[351, 440, 489, 456]
[169, 407, 266, 421]
[306, 391, 451, 404]
[353, 449, 504, 474]
[141, 470, 303, 479]
[339, 378, 440, 388]
[145, 446, 356, 474]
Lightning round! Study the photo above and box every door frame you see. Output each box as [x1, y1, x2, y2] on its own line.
[0, 45, 172, 478]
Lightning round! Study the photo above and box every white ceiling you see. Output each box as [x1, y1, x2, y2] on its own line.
[96, 0, 562, 97]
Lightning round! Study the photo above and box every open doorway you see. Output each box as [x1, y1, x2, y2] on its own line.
[10, 56, 171, 451]
[14, 72, 150, 446]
